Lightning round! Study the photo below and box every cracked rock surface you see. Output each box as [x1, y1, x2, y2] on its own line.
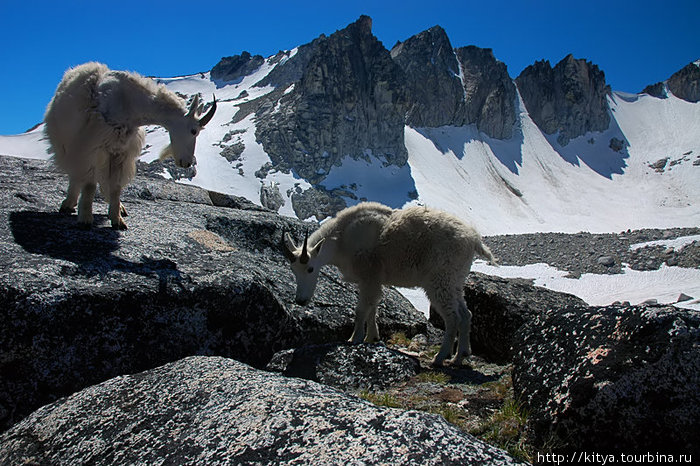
[513, 304, 700, 454]
[0, 356, 526, 465]
[0, 155, 426, 433]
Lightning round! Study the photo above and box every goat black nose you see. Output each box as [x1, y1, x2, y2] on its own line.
[295, 297, 309, 306]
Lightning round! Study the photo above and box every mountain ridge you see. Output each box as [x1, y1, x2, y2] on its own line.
[0, 15, 698, 234]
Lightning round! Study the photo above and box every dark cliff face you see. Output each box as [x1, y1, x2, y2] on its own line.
[253, 42, 321, 90]
[516, 54, 611, 145]
[211, 51, 265, 82]
[456, 46, 517, 139]
[206, 17, 658, 204]
[390, 26, 465, 128]
[641, 60, 700, 102]
[214, 18, 626, 186]
[254, 16, 409, 183]
[668, 61, 700, 102]
[252, 18, 523, 186]
[390, 28, 517, 139]
[642, 81, 667, 98]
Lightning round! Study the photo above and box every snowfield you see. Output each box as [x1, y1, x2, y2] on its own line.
[1, 55, 698, 311]
[405, 91, 700, 236]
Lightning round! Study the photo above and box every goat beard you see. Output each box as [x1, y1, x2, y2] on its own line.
[159, 144, 174, 161]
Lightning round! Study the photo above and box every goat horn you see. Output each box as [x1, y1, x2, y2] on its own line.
[187, 94, 201, 118]
[300, 231, 310, 264]
[281, 230, 297, 262]
[198, 94, 217, 127]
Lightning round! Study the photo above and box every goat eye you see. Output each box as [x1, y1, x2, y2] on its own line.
[190, 129, 197, 135]
[307, 267, 314, 274]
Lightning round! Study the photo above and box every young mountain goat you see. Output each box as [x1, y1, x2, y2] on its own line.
[283, 202, 496, 366]
[44, 62, 216, 229]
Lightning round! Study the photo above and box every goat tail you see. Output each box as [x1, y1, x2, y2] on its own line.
[477, 240, 498, 266]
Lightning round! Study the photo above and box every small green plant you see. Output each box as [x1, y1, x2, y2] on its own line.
[472, 397, 531, 462]
[358, 390, 403, 409]
[387, 332, 411, 347]
[482, 376, 512, 400]
[499, 399, 528, 423]
[415, 371, 451, 384]
[426, 404, 468, 429]
[424, 345, 442, 359]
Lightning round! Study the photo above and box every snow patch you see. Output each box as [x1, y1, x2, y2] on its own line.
[0, 126, 50, 160]
[472, 262, 700, 311]
[320, 153, 416, 209]
[630, 235, 700, 251]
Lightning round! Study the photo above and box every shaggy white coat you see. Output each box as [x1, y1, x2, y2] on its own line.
[284, 202, 496, 366]
[44, 62, 215, 229]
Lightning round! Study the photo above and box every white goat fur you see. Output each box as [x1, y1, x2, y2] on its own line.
[284, 202, 496, 366]
[44, 62, 215, 229]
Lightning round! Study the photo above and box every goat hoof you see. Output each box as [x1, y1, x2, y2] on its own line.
[430, 358, 445, 368]
[112, 220, 128, 230]
[77, 222, 92, 230]
[449, 351, 471, 367]
[59, 206, 76, 214]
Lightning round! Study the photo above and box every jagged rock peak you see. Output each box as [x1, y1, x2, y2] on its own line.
[390, 24, 516, 139]
[459, 45, 497, 62]
[516, 54, 611, 145]
[642, 81, 668, 98]
[456, 45, 517, 139]
[390, 25, 457, 72]
[390, 25, 463, 128]
[350, 14, 373, 35]
[253, 41, 321, 89]
[668, 60, 700, 102]
[210, 51, 265, 82]
[254, 15, 408, 183]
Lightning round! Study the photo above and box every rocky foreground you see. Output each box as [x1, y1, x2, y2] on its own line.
[1, 155, 698, 462]
[0, 356, 524, 465]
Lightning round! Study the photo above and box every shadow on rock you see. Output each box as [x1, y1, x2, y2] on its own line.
[267, 343, 421, 391]
[9, 211, 182, 287]
[435, 363, 503, 385]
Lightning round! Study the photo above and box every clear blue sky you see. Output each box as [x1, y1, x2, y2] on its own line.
[1, 0, 698, 135]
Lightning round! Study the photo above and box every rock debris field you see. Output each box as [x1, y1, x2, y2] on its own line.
[484, 227, 700, 278]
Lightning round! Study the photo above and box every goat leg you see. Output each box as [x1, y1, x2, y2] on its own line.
[365, 305, 380, 343]
[349, 282, 382, 344]
[108, 185, 127, 230]
[77, 182, 96, 227]
[450, 297, 472, 366]
[429, 292, 459, 367]
[59, 178, 81, 214]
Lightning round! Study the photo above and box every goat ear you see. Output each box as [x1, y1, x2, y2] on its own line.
[299, 231, 310, 264]
[187, 94, 200, 118]
[198, 95, 217, 127]
[282, 232, 297, 262]
[314, 237, 338, 264]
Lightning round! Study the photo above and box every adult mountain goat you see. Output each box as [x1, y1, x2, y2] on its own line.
[44, 62, 216, 229]
[283, 202, 496, 366]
